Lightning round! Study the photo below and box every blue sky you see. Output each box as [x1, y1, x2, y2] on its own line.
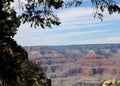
[13, 0, 120, 46]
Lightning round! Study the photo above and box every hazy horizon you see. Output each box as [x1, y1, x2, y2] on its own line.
[23, 43, 120, 47]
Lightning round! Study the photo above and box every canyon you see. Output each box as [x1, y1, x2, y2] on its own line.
[24, 44, 120, 86]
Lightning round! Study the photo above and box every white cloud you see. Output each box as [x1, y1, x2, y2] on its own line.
[36, 36, 120, 46]
[56, 7, 120, 31]
[49, 30, 108, 39]
[14, 6, 120, 46]
[77, 36, 120, 44]
[14, 28, 110, 46]
[57, 7, 93, 21]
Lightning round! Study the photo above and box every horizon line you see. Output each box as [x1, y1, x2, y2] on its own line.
[23, 43, 120, 47]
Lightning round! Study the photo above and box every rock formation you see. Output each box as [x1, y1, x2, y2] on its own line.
[66, 50, 120, 76]
[24, 44, 120, 86]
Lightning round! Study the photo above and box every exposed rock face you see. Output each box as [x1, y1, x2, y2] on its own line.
[111, 49, 120, 65]
[24, 46, 74, 74]
[75, 82, 102, 86]
[65, 50, 120, 76]
[25, 44, 120, 61]
[24, 44, 120, 86]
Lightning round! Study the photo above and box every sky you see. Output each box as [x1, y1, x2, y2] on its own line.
[13, 0, 120, 46]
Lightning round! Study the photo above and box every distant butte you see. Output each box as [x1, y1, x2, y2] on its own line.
[68, 50, 120, 76]
[82, 50, 103, 59]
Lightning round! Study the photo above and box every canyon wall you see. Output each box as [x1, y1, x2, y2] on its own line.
[24, 44, 120, 86]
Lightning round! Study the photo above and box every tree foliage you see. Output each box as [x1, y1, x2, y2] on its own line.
[91, 0, 120, 20]
[0, 0, 48, 85]
[0, 2, 21, 38]
[115, 82, 120, 86]
[0, 37, 47, 86]
[0, 37, 28, 86]
[19, 60, 47, 86]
